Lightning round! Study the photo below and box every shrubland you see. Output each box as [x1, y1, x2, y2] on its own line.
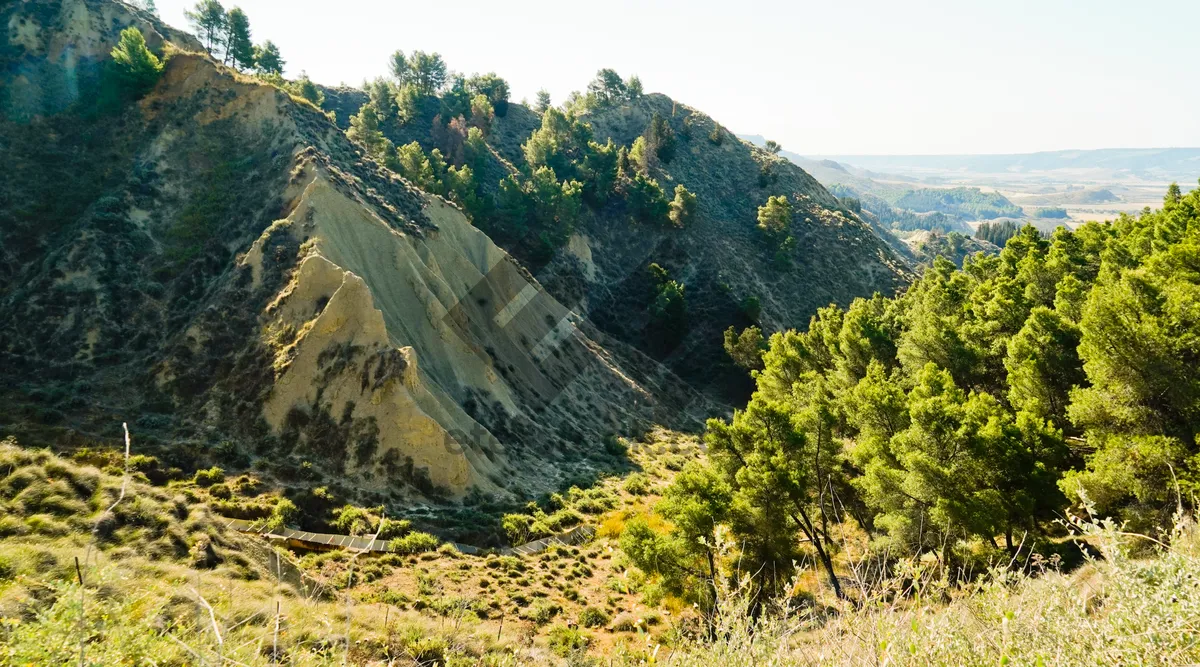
[5, 434, 1200, 665]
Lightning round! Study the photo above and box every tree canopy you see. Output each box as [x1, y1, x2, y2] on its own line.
[223, 7, 254, 70]
[391, 49, 447, 96]
[252, 40, 283, 75]
[185, 0, 226, 54]
[110, 26, 163, 95]
[631, 181, 1200, 613]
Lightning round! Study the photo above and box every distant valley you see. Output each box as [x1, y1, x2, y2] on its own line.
[748, 139, 1198, 225]
[739, 136, 1200, 264]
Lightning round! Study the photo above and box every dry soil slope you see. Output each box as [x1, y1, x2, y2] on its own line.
[0, 0, 704, 503]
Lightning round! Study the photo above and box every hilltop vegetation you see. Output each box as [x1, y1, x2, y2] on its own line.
[316, 53, 910, 402]
[0, 0, 724, 512]
[739, 137, 1018, 236]
[903, 229, 997, 267]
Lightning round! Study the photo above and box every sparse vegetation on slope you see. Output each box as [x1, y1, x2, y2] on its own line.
[4, 436, 1200, 665]
[319, 61, 912, 404]
[0, 0, 707, 509]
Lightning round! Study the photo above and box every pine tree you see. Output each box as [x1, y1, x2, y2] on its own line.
[465, 72, 509, 117]
[1166, 182, 1183, 207]
[396, 142, 436, 191]
[723, 326, 766, 370]
[468, 94, 494, 134]
[621, 461, 731, 617]
[625, 74, 643, 100]
[223, 7, 254, 70]
[389, 50, 410, 83]
[185, 0, 227, 55]
[367, 77, 397, 122]
[409, 50, 447, 96]
[252, 40, 283, 75]
[1004, 306, 1084, 427]
[647, 113, 676, 163]
[706, 393, 846, 600]
[756, 195, 792, 234]
[347, 104, 390, 159]
[294, 72, 324, 107]
[629, 136, 651, 174]
[587, 68, 626, 106]
[668, 184, 696, 227]
[535, 89, 551, 114]
[110, 26, 163, 95]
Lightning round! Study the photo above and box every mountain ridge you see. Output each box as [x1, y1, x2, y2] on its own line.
[1, 0, 911, 509]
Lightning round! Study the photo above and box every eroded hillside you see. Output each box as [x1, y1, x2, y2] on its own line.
[0, 0, 709, 503]
[323, 88, 914, 402]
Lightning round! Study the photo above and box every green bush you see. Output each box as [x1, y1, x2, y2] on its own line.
[262, 497, 297, 532]
[669, 184, 697, 227]
[547, 624, 590, 657]
[388, 531, 440, 554]
[603, 434, 628, 457]
[623, 472, 651, 495]
[501, 513, 534, 544]
[0, 554, 15, 580]
[331, 504, 375, 535]
[578, 606, 610, 628]
[627, 173, 669, 224]
[192, 466, 225, 487]
[612, 612, 639, 631]
[376, 517, 412, 540]
[523, 599, 561, 625]
[109, 27, 163, 96]
[544, 508, 584, 533]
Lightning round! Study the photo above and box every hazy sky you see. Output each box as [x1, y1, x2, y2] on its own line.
[153, 0, 1200, 155]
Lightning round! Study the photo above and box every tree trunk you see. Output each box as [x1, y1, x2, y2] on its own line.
[792, 504, 845, 601]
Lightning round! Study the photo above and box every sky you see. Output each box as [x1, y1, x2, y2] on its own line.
[153, 0, 1200, 156]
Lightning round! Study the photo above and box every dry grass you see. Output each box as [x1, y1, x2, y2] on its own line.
[5, 435, 1197, 665]
[625, 511, 1200, 667]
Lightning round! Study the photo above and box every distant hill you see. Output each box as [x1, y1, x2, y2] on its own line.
[813, 148, 1200, 182]
[892, 187, 1023, 220]
[737, 135, 914, 191]
[1015, 187, 1121, 206]
[738, 135, 1019, 234]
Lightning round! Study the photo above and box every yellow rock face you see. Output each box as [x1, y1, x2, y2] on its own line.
[245, 160, 656, 497]
[250, 169, 512, 495]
